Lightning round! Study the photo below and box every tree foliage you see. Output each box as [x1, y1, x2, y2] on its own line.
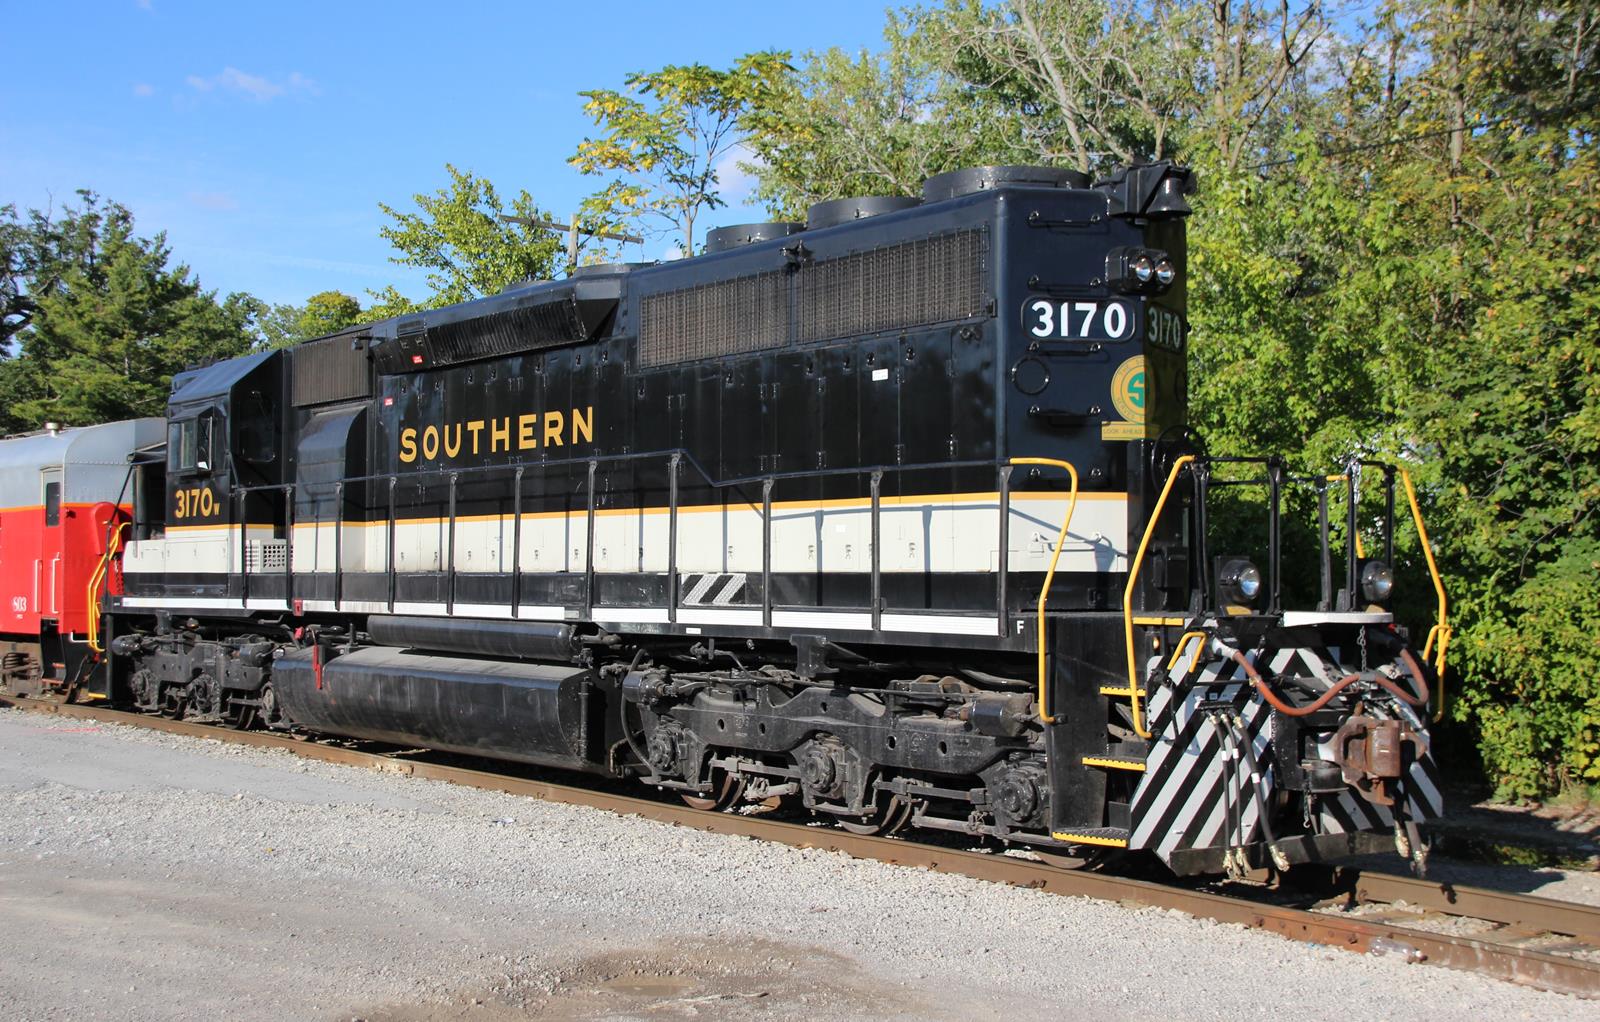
[0, 192, 261, 432]
[570, 53, 792, 255]
[369, 164, 562, 317]
[260, 290, 364, 348]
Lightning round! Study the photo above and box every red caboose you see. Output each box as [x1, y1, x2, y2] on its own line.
[0, 419, 165, 696]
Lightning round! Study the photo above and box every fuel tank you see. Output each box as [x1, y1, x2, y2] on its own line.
[272, 646, 616, 774]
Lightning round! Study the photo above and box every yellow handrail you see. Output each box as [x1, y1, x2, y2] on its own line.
[85, 521, 129, 655]
[1123, 454, 1195, 739]
[1398, 467, 1451, 721]
[1166, 630, 1208, 673]
[1009, 457, 1080, 725]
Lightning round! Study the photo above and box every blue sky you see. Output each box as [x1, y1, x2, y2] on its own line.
[0, 1, 893, 307]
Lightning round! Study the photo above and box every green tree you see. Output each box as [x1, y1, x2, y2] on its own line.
[0, 191, 261, 431]
[369, 164, 562, 318]
[743, 16, 1019, 219]
[261, 290, 363, 348]
[570, 53, 791, 255]
[742, 0, 1600, 798]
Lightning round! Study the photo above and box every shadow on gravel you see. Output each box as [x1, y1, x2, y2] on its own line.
[343, 936, 935, 1021]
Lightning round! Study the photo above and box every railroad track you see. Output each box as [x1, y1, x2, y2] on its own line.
[7, 695, 1599, 1000]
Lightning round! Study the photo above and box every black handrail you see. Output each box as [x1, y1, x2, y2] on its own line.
[227, 448, 1091, 634]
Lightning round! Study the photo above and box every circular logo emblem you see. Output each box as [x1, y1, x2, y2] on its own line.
[1110, 356, 1146, 423]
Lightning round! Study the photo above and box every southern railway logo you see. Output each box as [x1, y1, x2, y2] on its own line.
[398, 406, 595, 465]
[1111, 356, 1146, 424]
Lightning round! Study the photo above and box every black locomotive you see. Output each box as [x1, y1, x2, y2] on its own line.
[91, 162, 1447, 874]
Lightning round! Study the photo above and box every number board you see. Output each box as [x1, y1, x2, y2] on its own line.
[172, 485, 223, 522]
[1147, 305, 1186, 353]
[1022, 297, 1137, 342]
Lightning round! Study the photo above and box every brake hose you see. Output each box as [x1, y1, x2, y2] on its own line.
[1229, 647, 1429, 717]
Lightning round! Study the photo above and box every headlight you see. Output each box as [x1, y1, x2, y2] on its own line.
[1154, 258, 1176, 286]
[1361, 560, 1394, 602]
[1220, 558, 1262, 606]
[1132, 255, 1154, 283]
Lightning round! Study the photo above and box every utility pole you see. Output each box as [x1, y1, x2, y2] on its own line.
[497, 213, 643, 274]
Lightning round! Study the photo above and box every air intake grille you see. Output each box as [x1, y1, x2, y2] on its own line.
[427, 298, 587, 364]
[638, 270, 787, 367]
[636, 229, 986, 368]
[796, 230, 986, 343]
[291, 333, 371, 407]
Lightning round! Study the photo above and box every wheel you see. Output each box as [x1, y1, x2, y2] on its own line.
[680, 772, 744, 811]
[838, 795, 912, 836]
[1034, 847, 1116, 871]
[159, 688, 186, 720]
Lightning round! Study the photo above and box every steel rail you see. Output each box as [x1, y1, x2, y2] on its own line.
[6, 696, 1598, 1000]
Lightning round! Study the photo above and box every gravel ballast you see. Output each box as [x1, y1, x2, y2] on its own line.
[1, 707, 1596, 1021]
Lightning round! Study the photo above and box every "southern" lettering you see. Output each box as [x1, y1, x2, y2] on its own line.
[399, 406, 594, 464]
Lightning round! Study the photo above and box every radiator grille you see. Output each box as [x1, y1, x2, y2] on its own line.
[796, 230, 986, 343]
[291, 333, 371, 407]
[637, 229, 986, 368]
[638, 271, 787, 367]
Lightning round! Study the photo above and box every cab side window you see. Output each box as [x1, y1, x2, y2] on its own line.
[168, 415, 214, 475]
[169, 420, 197, 473]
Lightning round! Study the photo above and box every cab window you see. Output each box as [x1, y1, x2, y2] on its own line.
[168, 415, 215, 475]
[44, 481, 61, 527]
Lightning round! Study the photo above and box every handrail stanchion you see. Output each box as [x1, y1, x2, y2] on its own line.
[386, 477, 397, 613]
[446, 473, 458, 615]
[1316, 481, 1333, 611]
[1267, 459, 1282, 615]
[283, 484, 294, 610]
[1383, 466, 1397, 566]
[761, 479, 774, 628]
[1345, 469, 1361, 610]
[667, 454, 680, 624]
[237, 490, 249, 607]
[870, 470, 883, 633]
[1123, 454, 1194, 740]
[333, 481, 344, 612]
[1399, 467, 1451, 721]
[584, 460, 597, 619]
[511, 467, 524, 618]
[1007, 457, 1079, 726]
[996, 464, 1012, 637]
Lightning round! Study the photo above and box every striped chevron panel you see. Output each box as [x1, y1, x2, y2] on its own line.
[1129, 642, 1444, 862]
[1128, 649, 1283, 858]
[680, 573, 748, 606]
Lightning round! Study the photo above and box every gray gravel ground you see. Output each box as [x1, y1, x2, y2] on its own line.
[2, 707, 1597, 1022]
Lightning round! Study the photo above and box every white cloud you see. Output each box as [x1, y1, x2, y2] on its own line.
[184, 67, 318, 102]
[712, 144, 761, 205]
[132, 82, 155, 97]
